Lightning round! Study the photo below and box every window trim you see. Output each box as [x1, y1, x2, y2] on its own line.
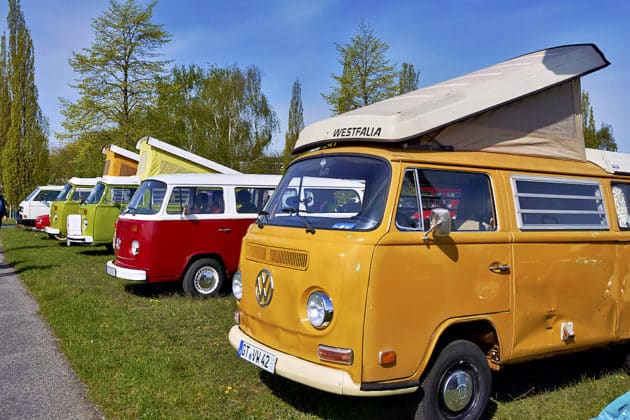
[511, 175, 609, 231]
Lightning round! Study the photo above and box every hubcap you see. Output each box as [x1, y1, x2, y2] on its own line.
[441, 368, 474, 413]
[194, 266, 219, 294]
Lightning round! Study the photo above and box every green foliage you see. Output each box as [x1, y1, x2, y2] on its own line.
[0, 0, 48, 205]
[398, 62, 420, 94]
[283, 79, 304, 170]
[59, 0, 171, 150]
[0, 35, 10, 184]
[142, 64, 279, 172]
[582, 90, 617, 151]
[322, 20, 397, 114]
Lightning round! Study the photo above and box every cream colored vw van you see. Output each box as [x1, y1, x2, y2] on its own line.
[228, 44, 628, 418]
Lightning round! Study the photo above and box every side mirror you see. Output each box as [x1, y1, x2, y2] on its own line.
[423, 208, 452, 242]
[182, 204, 190, 216]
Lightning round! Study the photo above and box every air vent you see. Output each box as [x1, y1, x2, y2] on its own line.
[245, 244, 308, 270]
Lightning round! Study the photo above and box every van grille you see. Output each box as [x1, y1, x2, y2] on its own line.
[245, 244, 309, 270]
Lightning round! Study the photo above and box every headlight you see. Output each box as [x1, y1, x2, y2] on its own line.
[232, 270, 242, 300]
[131, 239, 140, 256]
[83, 219, 88, 228]
[307, 291, 333, 329]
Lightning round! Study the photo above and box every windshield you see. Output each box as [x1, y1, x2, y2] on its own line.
[264, 155, 390, 231]
[125, 180, 167, 215]
[56, 184, 73, 201]
[84, 183, 106, 204]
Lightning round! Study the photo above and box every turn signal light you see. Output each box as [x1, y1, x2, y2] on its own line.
[318, 345, 353, 365]
[83, 209, 88, 215]
[131, 224, 138, 233]
[379, 350, 397, 366]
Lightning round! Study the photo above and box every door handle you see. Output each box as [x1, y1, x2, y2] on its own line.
[218, 228, 231, 233]
[489, 263, 510, 274]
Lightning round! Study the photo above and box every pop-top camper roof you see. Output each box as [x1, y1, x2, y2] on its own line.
[135, 136, 241, 180]
[586, 148, 630, 175]
[102, 144, 139, 176]
[294, 44, 610, 161]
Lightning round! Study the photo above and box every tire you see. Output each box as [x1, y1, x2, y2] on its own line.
[409, 340, 491, 420]
[182, 258, 224, 298]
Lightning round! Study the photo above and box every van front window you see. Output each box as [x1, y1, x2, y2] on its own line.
[264, 155, 390, 231]
[85, 183, 106, 204]
[125, 180, 167, 215]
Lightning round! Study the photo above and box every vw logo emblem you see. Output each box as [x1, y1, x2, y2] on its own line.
[255, 269, 274, 307]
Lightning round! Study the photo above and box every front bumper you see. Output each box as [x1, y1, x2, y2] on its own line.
[106, 260, 147, 281]
[228, 325, 417, 397]
[44, 227, 60, 235]
[67, 235, 94, 245]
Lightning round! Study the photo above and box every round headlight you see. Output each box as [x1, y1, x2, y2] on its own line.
[307, 291, 333, 329]
[130, 239, 140, 256]
[232, 270, 243, 300]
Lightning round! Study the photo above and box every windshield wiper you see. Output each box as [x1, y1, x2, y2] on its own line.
[123, 206, 136, 215]
[256, 210, 269, 229]
[282, 206, 315, 234]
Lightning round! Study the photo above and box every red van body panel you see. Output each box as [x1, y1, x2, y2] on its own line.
[113, 216, 255, 282]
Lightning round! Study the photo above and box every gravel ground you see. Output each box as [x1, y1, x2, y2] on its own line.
[0, 236, 102, 419]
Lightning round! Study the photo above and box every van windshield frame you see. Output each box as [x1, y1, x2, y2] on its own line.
[263, 154, 390, 231]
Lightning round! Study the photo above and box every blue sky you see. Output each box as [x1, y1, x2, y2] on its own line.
[2, 0, 629, 153]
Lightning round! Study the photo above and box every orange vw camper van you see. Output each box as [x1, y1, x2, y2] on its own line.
[228, 44, 630, 418]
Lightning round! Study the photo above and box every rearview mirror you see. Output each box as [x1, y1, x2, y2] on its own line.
[423, 208, 452, 242]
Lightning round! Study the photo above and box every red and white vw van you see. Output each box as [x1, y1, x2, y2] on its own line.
[106, 173, 280, 297]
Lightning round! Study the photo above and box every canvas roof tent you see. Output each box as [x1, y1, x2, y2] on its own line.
[102, 144, 139, 176]
[294, 44, 610, 161]
[135, 136, 241, 180]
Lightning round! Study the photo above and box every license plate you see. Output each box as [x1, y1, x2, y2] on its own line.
[106, 265, 116, 277]
[238, 340, 277, 374]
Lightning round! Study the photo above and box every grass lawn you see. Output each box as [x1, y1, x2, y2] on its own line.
[1, 227, 628, 419]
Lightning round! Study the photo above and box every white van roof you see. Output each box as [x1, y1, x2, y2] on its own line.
[145, 173, 281, 187]
[586, 148, 630, 175]
[100, 175, 141, 185]
[68, 177, 101, 186]
[294, 44, 609, 161]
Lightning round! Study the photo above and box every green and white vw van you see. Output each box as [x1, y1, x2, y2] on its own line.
[66, 175, 140, 249]
[45, 177, 100, 240]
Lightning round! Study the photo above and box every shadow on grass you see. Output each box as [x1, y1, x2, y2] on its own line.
[78, 248, 113, 256]
[491, 346, 627, 402]
[260, 371, 410, 419]
[124, 281, 185, 298]
[258, 346, 628, 420]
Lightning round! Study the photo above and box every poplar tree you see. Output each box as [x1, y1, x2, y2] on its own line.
[323, 20, 396, 115]
[59, 0, 171, 151]
[282, 79, 304, 170]
[0, 35, 10, 184]
[582, 90, 617, 151]
[1, 0, 48, 206]
[398, 62, 420, 94]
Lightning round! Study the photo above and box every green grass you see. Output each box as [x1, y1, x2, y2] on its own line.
[1, 227, 628, 419]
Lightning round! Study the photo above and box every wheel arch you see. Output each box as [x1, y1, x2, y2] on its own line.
[419, 317, 502, 383]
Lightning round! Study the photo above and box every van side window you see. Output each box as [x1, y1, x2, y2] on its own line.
[104, 187, 137, 205]
[396, 170, 422, 230]
[396, 169, 495, 232]
[511, 175, 608, 230]
[167, 187, 193, 214]
[236, 188, 273, 213]
[612, 183, 630, 229]
[192, 188, 224, 214]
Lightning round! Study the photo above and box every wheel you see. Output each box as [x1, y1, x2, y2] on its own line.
[409, 340, 491, 419]
[104, 243, 114, 253]
[182, 258, 224, 298]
